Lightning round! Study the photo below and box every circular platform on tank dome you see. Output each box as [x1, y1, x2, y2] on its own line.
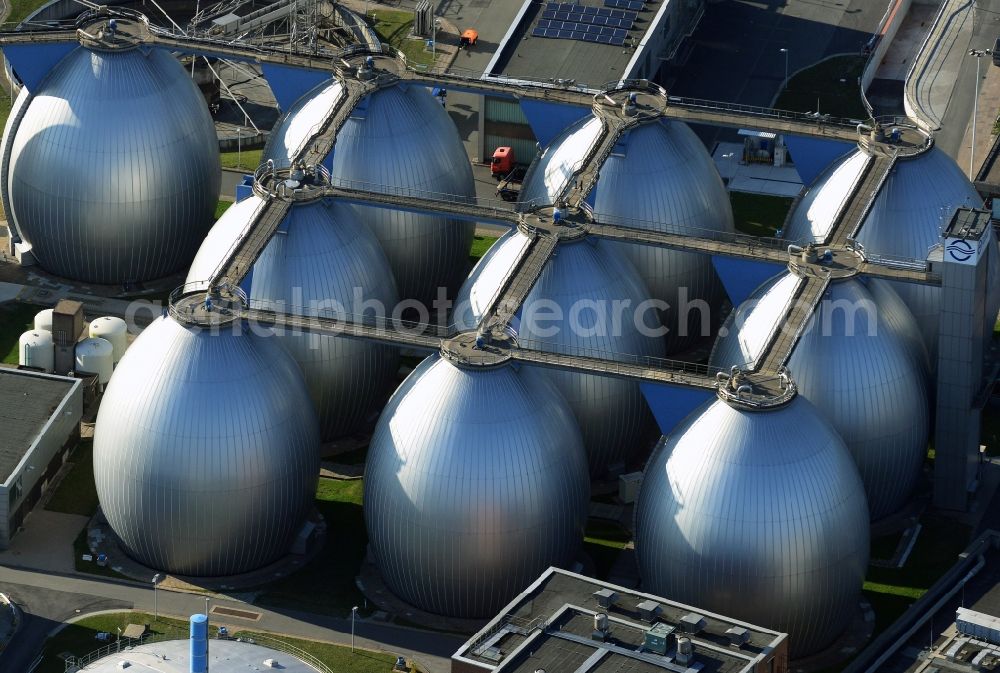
[857, 118, 933, 159]
[440, 331, 513, 369]
[168, 282, 247, 328]
[715, 367, 797, 410]
[787, 244, 863, 280]
[75, 8, 151, 51]
[336, 48, 406, 82]
[594, 80, 667, 124]
[518, 207, 589, 242]
[253, 163, 331, 203]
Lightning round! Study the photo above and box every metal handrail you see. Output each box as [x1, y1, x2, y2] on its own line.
[246, 297, 458, 338]
[231, 633, 335, 673]
[666, 94, 866, 126]
[513, 337, 725, 378]
[590, 210, 793, 251]
[327, 175, 535, 217]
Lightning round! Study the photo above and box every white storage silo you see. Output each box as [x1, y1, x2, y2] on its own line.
[18, 330, 54, 372]
[75, 337, 113, 386]
[33, 308, 53, 332]
[89, 316, 128, 364]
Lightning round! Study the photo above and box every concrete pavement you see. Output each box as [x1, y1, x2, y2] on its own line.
[0, 565, 463, 673]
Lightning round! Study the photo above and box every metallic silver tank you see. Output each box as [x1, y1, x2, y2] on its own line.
[263, 80, 475, 304]
[455, 230, 665, 475]
[364, 355, 590, 618]
[784, 147, 995, 359]
[4, 46, 220, 284]
[711, 275, 930, 520]
[93, 316, 320, 576]
[520, 117, 734, 353]
[635, 395, 870, 657]
[187, 195, 400, 441]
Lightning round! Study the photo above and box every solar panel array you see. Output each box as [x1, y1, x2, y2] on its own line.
[605, 0, 644, 10]
[532, 2, 637, 46]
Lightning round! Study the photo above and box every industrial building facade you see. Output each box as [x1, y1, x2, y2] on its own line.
[0, 368, 81, 549]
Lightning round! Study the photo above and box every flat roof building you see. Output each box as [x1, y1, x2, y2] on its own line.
[0, 367, 81, 548]
[452, 567, 789, 673]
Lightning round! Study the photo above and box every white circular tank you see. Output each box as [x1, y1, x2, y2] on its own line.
[33, 308, 53, 332]
[75, 337, 113, 385]
[18, 330, 53, 372]
[89, 316, 128, 364]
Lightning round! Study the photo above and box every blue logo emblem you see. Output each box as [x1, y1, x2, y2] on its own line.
[946, 239, 975, 262]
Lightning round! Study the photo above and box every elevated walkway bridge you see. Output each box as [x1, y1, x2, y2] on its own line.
[8, 8, 943, 408]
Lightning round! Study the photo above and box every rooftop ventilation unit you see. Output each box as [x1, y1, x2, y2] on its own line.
[675, 637, 695, 666]
[636, 600, 661, 623]
[679, 613, 706, 634]
[726, 626, 750, 648]
[592, 613, 610, 642]
[643, 622, 674, 655]
[593, 588, 619, 608]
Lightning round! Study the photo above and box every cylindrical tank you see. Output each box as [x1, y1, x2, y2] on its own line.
[93, 316, 320, 576]
[33, 308, 52, 332]
[454, 231, 665, 475]
[263, 79, 475, 305]
[18, 330, 53, 372]
[187, 194, 400, 441]
[89, 317, 128, 365]
[784, 146, 998, 361]
[2, 46, 220, 283]
[711, 275, 930, 519]
[519, 117, 734, 353]
[635, 395, 870, 657]
[75, 337, 113, 385]
[364, 355, 590, 618]
[189, 614, 208, 673]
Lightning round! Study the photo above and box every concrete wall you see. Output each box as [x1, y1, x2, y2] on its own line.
[624, 0, 703, 82]
[0, 372, 82, 549]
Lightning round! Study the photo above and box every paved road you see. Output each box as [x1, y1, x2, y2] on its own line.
[0, 566, 463, 673]
[935, 0, 1000, 161]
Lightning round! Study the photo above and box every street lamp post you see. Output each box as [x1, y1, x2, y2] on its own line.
[151, 574, 161, 621]
[205, 597, 210, 673]
[351, 605, 358, 653]
[968, 48, 992, 179]
[780, 48, 789, 85]
[237, 127, 242, 170]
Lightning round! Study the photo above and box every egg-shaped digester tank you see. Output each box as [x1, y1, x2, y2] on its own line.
[519, 116, 734, 353]
[93, 315, 320, 576]
[711, 275, 930, 519]
[187, 192, 400, 441]
[263, 78, 475, 304]
[364, 355, 590, 618]
[3, 46, 220, 284]
[455, 230, 665, 476]
[635, 395, 870, 657]
[783, 145, 998, 359]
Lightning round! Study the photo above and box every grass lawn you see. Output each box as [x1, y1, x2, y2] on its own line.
[583, 518, 630, 581]
[37, 612, 199, 673]
[215, 199, 234, 221]
[256, 477, 368, 617]
[45, 438, 98, 516]
[729, 192, 793, 237]
[366, 10, 434, 69]
[6, 0, 52, 26]
[469, 235, 497, 262]
[863, 514, 970, 636]
[0, 301, 38, 364]
[774, 55, 867, 119]
[219, 148, 262, 172]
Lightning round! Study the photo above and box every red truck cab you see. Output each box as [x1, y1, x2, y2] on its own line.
[491, 146, 515, 179]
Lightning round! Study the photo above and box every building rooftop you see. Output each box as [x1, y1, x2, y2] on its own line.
[80, 638, 319, 672]
[486, 0, 667, 87]
[0, 368, 79, 483]
[452, 568, 787, 673]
